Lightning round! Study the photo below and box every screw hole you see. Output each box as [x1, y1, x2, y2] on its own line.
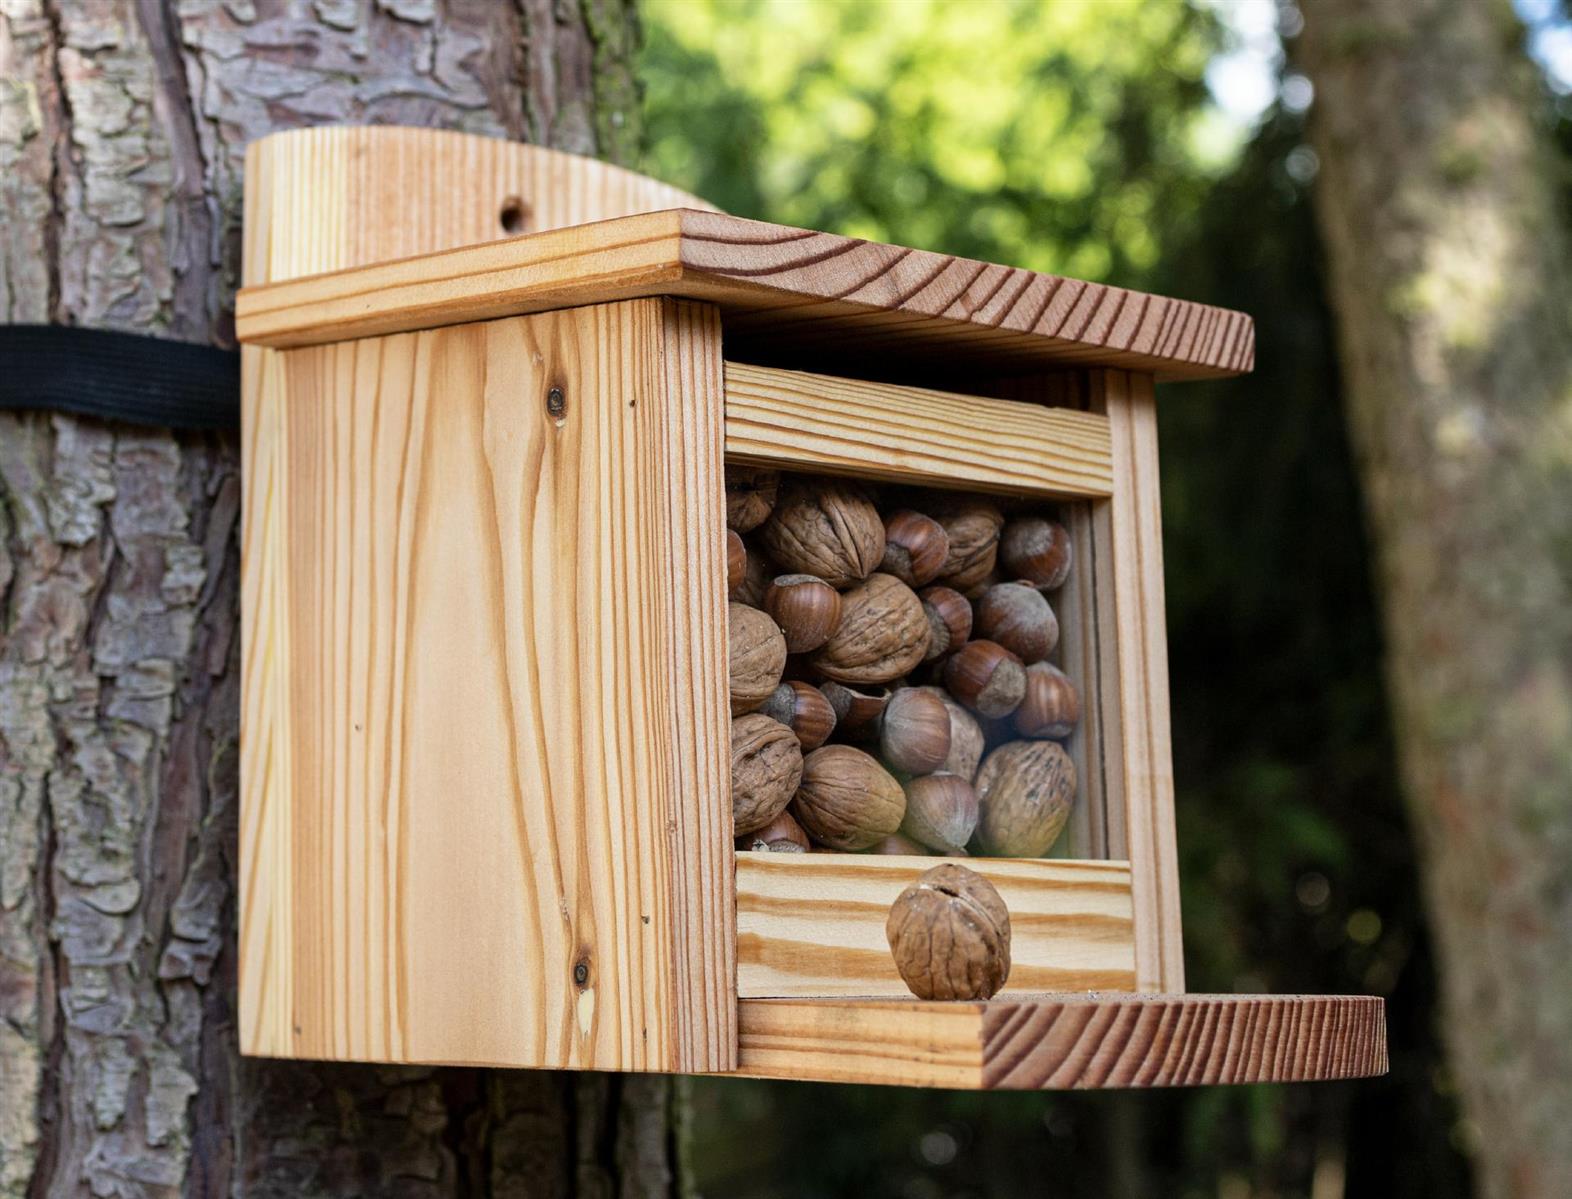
[500, 196, 530, 235]
[573, 959, 590, 987]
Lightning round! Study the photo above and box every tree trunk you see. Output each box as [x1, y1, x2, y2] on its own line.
[1298, 3, 1572, 1196]
[0, 3, 678, 1196]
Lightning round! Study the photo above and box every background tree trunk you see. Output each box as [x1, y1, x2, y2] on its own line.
[1298, 3, 1572, 1196]
[0, 3, 678, 1196]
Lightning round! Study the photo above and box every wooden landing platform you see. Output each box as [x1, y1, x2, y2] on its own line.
[733, 993, 1386, 1090]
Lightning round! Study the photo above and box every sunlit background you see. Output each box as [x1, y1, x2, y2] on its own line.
[636, 1, 1571, 1195]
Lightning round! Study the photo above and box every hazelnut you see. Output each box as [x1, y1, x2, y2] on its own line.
[900, 773, 979, 854]
[764, 574, 842, 653]
[729, 602, 787, 715]
[732, 539, 774, 607]
[738, 808, 811, 853]
[1014, 662, 1080, 739]
[818, 681, 890, 741]
[759, 680, 838, 751]
[975, 582, 1059, 663]
[878, 687, 952, 776]
[730, 713, 804, 835]
[974, 740, 1076, 857]
[792, 745, 906, 850]
[918, 585, 972, 663]
[943, 640, 1027, 718]
[880, 510, 950, 588]
[869, 832, 931, 856]
[932, 498, 1004, 593]
[886, 863, 1011, 1000]
[809, 573, 929, 685]
[1000, 516, 1072, 591]
[961, 569, 1004, 601]
[726, 466, 779, 533]
[726, 529, 746, 597]
[915, 686, 987, 780]
[760, 478, 885, 587]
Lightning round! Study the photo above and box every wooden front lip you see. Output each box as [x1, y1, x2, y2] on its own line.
[734, 853, 1137, 999]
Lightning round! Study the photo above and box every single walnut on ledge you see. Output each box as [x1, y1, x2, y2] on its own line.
[885, 863, 1012, 1001]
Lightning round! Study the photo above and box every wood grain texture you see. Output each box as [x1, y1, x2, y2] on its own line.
[723, 362, 1113, 498]
[235, 210, 1254, 381]
[1093, 370, 1183, 991]
[239, 340, 295, 1059]
[241, 125, 716, 288]
[735, 854, 1135, 998]
[239, 299, 732, 1073]
[240, 129, 733, 1074]
[735, 994, 1387, 1090]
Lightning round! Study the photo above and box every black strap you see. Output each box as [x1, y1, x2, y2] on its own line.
[0, 325, 240, 431]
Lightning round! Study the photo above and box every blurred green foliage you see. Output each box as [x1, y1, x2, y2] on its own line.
[644, 0, 1229, 284]
[641, 2, 1470, 1195]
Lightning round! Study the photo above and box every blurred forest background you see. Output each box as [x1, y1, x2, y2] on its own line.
[637, 1, 1572, 1196]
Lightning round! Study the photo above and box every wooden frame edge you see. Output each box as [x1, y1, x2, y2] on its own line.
[1091, 368, 1184, 992]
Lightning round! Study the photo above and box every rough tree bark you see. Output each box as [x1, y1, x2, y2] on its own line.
[1298, 3, 1572, 1196]
[0, 3, 679, 1196]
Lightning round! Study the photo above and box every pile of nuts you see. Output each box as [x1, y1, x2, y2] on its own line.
[727, 467, 1080, 859]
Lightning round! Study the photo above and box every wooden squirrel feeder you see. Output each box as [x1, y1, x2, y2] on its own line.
[236, 127, 1386, 1089]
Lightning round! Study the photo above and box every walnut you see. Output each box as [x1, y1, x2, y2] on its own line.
[791, 744, 905, 850]
[730, 714, 804, 835]
[729, 602, 787, 715]
[974, 740, 1076, 857]
[760, 479, 885, 587]
[726, 467, 780, 533]
[808, 573, 928, 684]
[885, 863, 1012, 1000]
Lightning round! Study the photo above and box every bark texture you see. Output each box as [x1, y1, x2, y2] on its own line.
[0, 2, 675, 1196]
[1299, 3, 1572, 1196]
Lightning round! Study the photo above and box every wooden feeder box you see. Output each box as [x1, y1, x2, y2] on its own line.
[236, 128, 1386, 1089]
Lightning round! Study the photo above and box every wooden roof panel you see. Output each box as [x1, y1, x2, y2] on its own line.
[236, 209, 1253, 380]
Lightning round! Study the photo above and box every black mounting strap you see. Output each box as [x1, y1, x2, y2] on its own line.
[0, 325, 240, 432]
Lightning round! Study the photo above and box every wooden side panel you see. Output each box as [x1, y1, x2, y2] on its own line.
[735, 855, 1135, 998]
[238, 129, 718, 1063]
[238, 343, 294, 1058]
[723, 362, 1113, 498]
[734, 994, 1388, 1090]
[241, 125, 715, 288]
[240, 299, 732, 1072]
[1091, 369, 1183, 991]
